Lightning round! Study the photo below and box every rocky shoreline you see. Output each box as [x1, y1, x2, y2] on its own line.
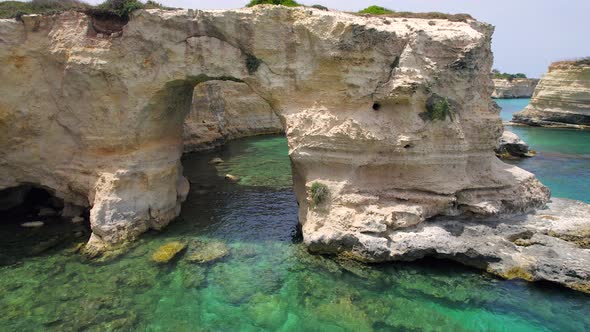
[308, 198, 590, 293]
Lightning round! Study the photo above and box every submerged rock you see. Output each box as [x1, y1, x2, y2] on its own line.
[209, 157, 224, 165]
[185, 240, 229, 264]
[495, 131, 533, 158]
[151, 241, 187, 263]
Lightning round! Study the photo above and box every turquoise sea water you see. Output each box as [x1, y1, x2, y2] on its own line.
[496, 98, 530, 121]
[1, 132, 589, 330]
[496, 98, 590, 203]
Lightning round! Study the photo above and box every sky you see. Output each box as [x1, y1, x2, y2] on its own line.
[84, 0, 590, 78]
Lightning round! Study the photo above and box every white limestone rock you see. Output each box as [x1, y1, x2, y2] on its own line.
[0, 8, 552, 258]
[513, 60, 590, 128]
[492, 78, 538, 98]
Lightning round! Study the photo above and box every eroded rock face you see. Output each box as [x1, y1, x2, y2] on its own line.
[325, 198, 590, 294]
[183, 80, 282, 152]
[492, 78, 539, 98]
[0, 8, 550, 256]
[513, 60, 590, 128]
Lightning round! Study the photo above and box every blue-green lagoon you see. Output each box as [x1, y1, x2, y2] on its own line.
[496, 98, 590, 203]
[1, 129, 589, 331]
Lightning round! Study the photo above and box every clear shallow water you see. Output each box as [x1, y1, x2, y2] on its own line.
[496, 99, 590, 203]
[1, 135, 589, 331]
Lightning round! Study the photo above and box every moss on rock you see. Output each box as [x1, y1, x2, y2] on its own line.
[547, 229, 590, 249]
[499, 266, 535, 282]
[151, 241, 186, 263]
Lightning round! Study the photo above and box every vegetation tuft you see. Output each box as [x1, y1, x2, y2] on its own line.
[245, 54, 263, 75]
[0, 0, 89, 19]
[0, 0, 169, 20]
[246, 0, 301, 7]
[358, 5, 394, 15]
[549, 57, 590, 70]
[86, 0, 144, 19]
[492, 69, 527, 81]
[355, 5, 473, 22]
[311, 4, 328, 11]
[424, 95, 453, 121]
[310, 182, 329, 206]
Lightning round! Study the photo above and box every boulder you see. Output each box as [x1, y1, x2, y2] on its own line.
[495, 131, 533, 158]
[185, 240, 230, 264]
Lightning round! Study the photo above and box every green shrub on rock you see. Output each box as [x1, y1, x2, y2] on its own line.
[358, 5, 394, 15]
[310, 182, 329, 206]
[311, 4, 328, 11]
[95, 0, 144, 18]
[246, 0, 301, 7]
[492, 69, 527, 81]
[424, 94, 453, 121]
[245, 53, 262, 75]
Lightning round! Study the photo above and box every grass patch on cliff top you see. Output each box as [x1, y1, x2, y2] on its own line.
[0, 0, 169, 20]
[246, 0, 301, 7]
[550, 57, 590, 70]
[356, 5, 473, 22]
[358, 5, 394, 15]
[0, 0, 89, 19]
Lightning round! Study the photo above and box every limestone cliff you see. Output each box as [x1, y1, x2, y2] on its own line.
[491, 78, 538, 98]
[0, 8, 550, 261]
[513, 59, 590, 128]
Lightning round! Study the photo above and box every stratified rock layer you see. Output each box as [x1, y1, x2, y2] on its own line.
[1, 8, 552, 259]
[492, 78, 538, 98]
[513, 60, 590, 128]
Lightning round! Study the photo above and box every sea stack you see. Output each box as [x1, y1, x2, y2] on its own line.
[513, 58, 590, 128]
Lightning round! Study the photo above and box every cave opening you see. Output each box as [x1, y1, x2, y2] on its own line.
[0, 185, 91, 265]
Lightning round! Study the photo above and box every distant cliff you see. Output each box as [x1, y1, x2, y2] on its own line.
[513, 59, 590, 127]
[492, 78, 539, 98]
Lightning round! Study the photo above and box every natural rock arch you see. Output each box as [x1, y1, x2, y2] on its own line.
[0, 8, 549, 257]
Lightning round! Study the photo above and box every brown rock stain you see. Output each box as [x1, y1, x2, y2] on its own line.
[9, 54, 27, 69]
